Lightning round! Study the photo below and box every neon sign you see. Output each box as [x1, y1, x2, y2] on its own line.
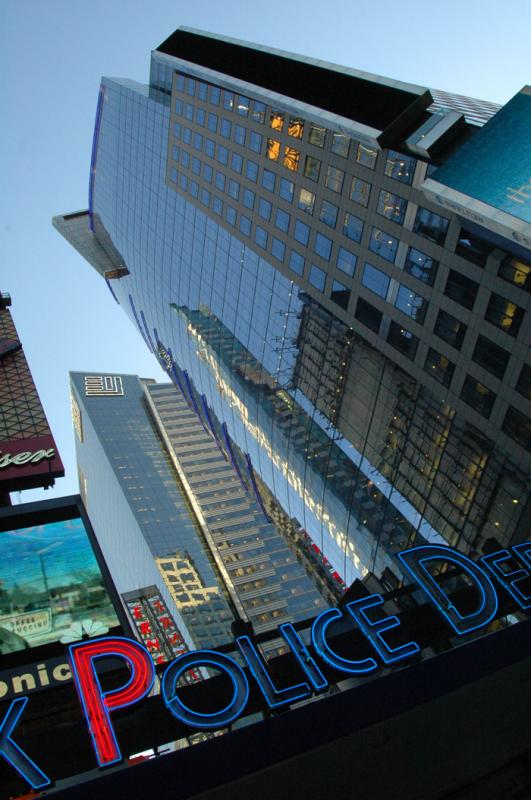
[0, 448, 55, 469]
[1, 543, 529, 788]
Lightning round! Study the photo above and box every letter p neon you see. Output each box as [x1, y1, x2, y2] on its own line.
[69, 636, 154, 767]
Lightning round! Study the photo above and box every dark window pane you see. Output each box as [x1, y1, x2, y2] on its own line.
[404, 247, 438, 285]
[413, 207, 449, 245]
[209, 86, 220, 105]
[516, 364, 531, 401]
[220, 118, 231, 138]
[498, 256, 531, 292]
[356, 143, 377, 169]
[434, 310, 467, 350]
[460, 375, 495, 418]
[502, 406, 531, 451]
[355, 298, 382, 333]
[255, 226, 268, 249]
[472, 335, 510, 380]
[342, 213, 363, 243]
[279, 178, 294, 202]
[444, 270, 478, 309]
[249, 131, 262, 153]
[331, 133, 350, 157]
[331, 279, 350, 310]
[258, 198, 272, 221]
[314, 233, 332, 261]
[275, 208, 290, 233]
[325, 165, 344, 193]
[485, 293, 524, 337]
[294, 220, 310, 245]
[289, 250, 305, 276]
[234, 124, 246, 145]
[337, 247, 357, 277]
[252, 100, 265, 123]
[272, 238, 286, 262]
[261, 169, 276, 192]
[319, 200, 338, 228]
[455, 227, 494, 266]
[424, 348, 455, 387]
[239, 215, 251, 236]
[387, 322, 419, 360]
[303, 156, 321, 182]
[242, 188, 255, 209]
[245, 160, 258, 182]
[309, 124, 326, 147]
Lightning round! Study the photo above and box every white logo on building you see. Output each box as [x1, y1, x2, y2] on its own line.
[84, 376, 124, 397]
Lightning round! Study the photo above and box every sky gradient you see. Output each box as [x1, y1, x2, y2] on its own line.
[2, 0, 530, 503]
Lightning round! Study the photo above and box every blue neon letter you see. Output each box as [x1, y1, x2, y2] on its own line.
[279, 623, 328, 691]
[311, 608, 377, 674]
[397, 545, 498, 635]
[481, 545, 531, 610]
[161, 650, 248, 728]
[346, 595, 420, 664]
[237, 635, 311, 708]
[0, 697, 50, 789]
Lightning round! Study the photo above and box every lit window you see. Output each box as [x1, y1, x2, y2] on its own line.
[384, 150, 416, 184]
[270, 109, 284, 131]
[377, 190, 407, 224]
[283, 146, 300, 171]
[355, 143, 377, 169]
[266, 139, 280, 161]
[288, 117, 304, 139]
[298, 188, 315, 214]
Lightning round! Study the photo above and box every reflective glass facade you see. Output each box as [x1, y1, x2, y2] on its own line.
[56, 30, 530, 590]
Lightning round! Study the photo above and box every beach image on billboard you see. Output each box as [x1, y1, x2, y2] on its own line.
[0, 516, 120, 654]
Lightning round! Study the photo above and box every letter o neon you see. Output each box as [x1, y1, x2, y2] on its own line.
[161, 650, 249, 729]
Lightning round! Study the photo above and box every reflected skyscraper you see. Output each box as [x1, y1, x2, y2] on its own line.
[55, 29, 530, 589]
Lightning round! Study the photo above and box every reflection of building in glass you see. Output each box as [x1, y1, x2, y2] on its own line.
[69, 372, 328, 651]
[55, 29, 530, 590]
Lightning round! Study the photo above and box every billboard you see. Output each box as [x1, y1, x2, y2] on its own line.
[0, 513, 120, 656]
[422, 86, 531, 250]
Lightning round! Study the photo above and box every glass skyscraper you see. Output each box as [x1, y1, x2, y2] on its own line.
[55, 29, 530, 591]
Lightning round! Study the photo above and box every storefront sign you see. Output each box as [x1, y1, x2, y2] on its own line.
[1, 543, 529, 789]
[0, 435, 63, 491]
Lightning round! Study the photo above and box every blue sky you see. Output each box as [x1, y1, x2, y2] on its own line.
[2, 0, 530, 503]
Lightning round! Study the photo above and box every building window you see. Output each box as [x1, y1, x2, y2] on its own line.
[434, 310, 467, 350]
[239, 215, 252, 236]
[193, 133, 203, 152]
[174, 98, 183, 115]
[294, 220, 310, 246]
[234, 124, 246, 145]
[342, 213, 363, 243]
[184, 102, 194, 121]
[444, 270, 478, 309]
[226, 205, 237, 226]
[227, 180, 240, 200]
[261, 169, 276, 192]
[516, 364, 531, 401]
[195, 108, 206, 127]
[197, 81, 208, 101]
[212, 196, 223, 216]
[217, 145, 229, 165]
[331, 279, 350, 310]
[424, 348, 455, 387]
[189, 180, 199, 198]
[236, 96, 250, 116]
[314, 233, 332, 261]
[485, 292, 524, 337]
[231, 153, 243, 173]
[258, 198, 272, 221]
[186, 77, 196, 96]
[181, 152, 190, 168]
[223, 91, 234, 110]
[252, 100, 266, 123]
[275, 208, 290, 233]
[209, 85, 221, 105]
[220, 118, 231, 139]
[203, 164, 213, 183]
[246, 160, 259, 182]
[377, 190, 407, 224]
[394, 285, 428, 323]
[498, 255, 530, 291]
[272, 238, 286, 262]
[455, 227, 494, 266]
[303, 156, 321, 182]
[502, 406, 531, 451]
[319, 201, 338, 228]
[387, 322, 419, 360]
[270, 109, 284, 131]
[249, 131, 262, 153]
[182, 127, 192, 144]
[362, 262, 390, 299]
[242, 188, 255, 209]
[404, 247, 438, 285]
[205, 139, 215, 158]
[310, 264, 327, 292]
[200, 188, 210, 207]
[355, 298, 382, 333]
[369, 227, 398, 262]
[384, 150, 416, 184]
[355, 143, 377, 169]
[289, 250, 305, 276]
[350, 177, 371, 207]
[279, 178, 294, 203]
[461, 375, 495, 418]
[267, 138, 280, 161]
[337, 247, 357, 277]
[330, 133, 350, 157]
[472, 335, 510, 380]
[309, 124, 326, 147]
[215, 171, 226, 192]
[255, 226, 268, 249]
[283, 146, 300, 171]
[298, 188, 315, 215]
[207, 112, 218, 133]
[413, 207, 449, 245]
[288, 117, 304, 139]
[325, 165, 344, 193]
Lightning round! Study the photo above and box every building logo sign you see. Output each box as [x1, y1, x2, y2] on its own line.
[1, 543, 529, 789]
[84, 375, 124, 397]
[0, 435, 63, 491]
